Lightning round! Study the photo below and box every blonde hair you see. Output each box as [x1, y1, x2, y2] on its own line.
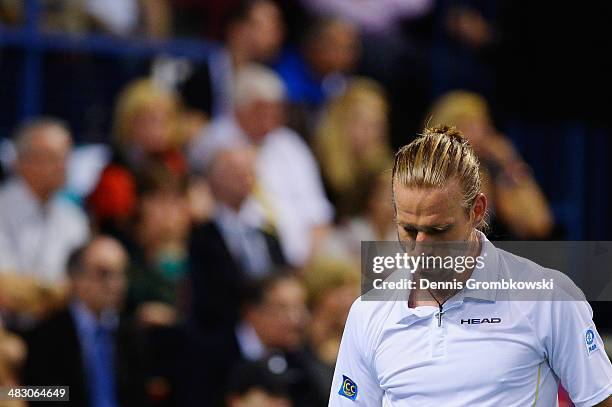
[393, 125, 482, 213]
[426, 90, 490, 129]
[112, 78, 180, 148]
[304, 257, 360, 308]
[315, 78, 392, 193]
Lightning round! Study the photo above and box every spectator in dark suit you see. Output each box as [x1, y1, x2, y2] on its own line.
[23, 236, 147, 407]
[188, 273, 325, 407]
[189, 146, 285, 333]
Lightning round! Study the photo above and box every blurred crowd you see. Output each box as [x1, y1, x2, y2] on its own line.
[1, 0, 608, 406]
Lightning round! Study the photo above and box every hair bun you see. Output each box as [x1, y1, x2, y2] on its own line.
[424, 125, 466, 143]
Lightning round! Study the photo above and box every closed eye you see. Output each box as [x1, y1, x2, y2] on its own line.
[429, 226, 451, 235]
[403, 226, 418, 234]
[402, 224, 453, 236]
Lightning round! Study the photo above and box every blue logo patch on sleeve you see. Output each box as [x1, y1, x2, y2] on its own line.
[339, 375, 358, 400]
[585, 327, 598, 356]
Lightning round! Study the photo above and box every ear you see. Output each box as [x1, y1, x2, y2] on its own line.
[471, 193, 488, 228]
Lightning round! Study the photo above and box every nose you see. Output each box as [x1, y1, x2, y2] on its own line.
[107, 274, 126, 294]
[412, 233, 434, 258]
[415, 231, 431, 243]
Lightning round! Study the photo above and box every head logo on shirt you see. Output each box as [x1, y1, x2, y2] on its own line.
[585, 327, 598, 356]
[339, 375, 358, 400]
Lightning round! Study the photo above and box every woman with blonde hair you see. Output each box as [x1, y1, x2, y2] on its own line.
[427, 90, 554, 239]
[88, 78, 186, 238]
[314, 78, 393, 219]
[303, 257, 360, 399]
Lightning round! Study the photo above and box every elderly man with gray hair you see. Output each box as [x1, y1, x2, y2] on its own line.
[189, 64, 333, 267]
[0, 118, 90, 285]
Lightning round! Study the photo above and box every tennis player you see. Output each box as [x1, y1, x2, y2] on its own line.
[329, 126, 612, 406]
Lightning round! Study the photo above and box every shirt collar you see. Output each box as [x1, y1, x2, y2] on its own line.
[70, 300, 119, 335]
[462, 231, 500, 302]
[214, 202, 243, 225]
[8, 177, 59, 218]
[395, 231, 501, 324]
[214, 203, 250, 251]
[10, 178, 44, 216]
[235, 320, 266, 361]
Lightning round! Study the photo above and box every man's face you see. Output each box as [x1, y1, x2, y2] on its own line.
[394, 181, 473, 244]
[236, 100, 284, 143]
[17, 126, 71, 201]
[74, 238, 128, 314]
[394, 181, 484, 279]
[209, 148, 257, 208]
[249, 278, 308, 351]
[393, 180, 486, 277]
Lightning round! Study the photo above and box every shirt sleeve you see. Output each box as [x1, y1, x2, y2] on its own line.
[544, 299, 612, 407]
[263, 130, 333, 225]
[329, 300, 384, 406]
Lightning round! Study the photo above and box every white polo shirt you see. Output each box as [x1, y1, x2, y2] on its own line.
[330, 234, 612, 406]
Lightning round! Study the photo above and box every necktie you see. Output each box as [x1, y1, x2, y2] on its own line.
[239, 226, 271, 277]
[89, 325, 119, 407]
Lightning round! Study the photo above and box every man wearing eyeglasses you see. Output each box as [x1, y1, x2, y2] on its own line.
[24, 236, 146, 407]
